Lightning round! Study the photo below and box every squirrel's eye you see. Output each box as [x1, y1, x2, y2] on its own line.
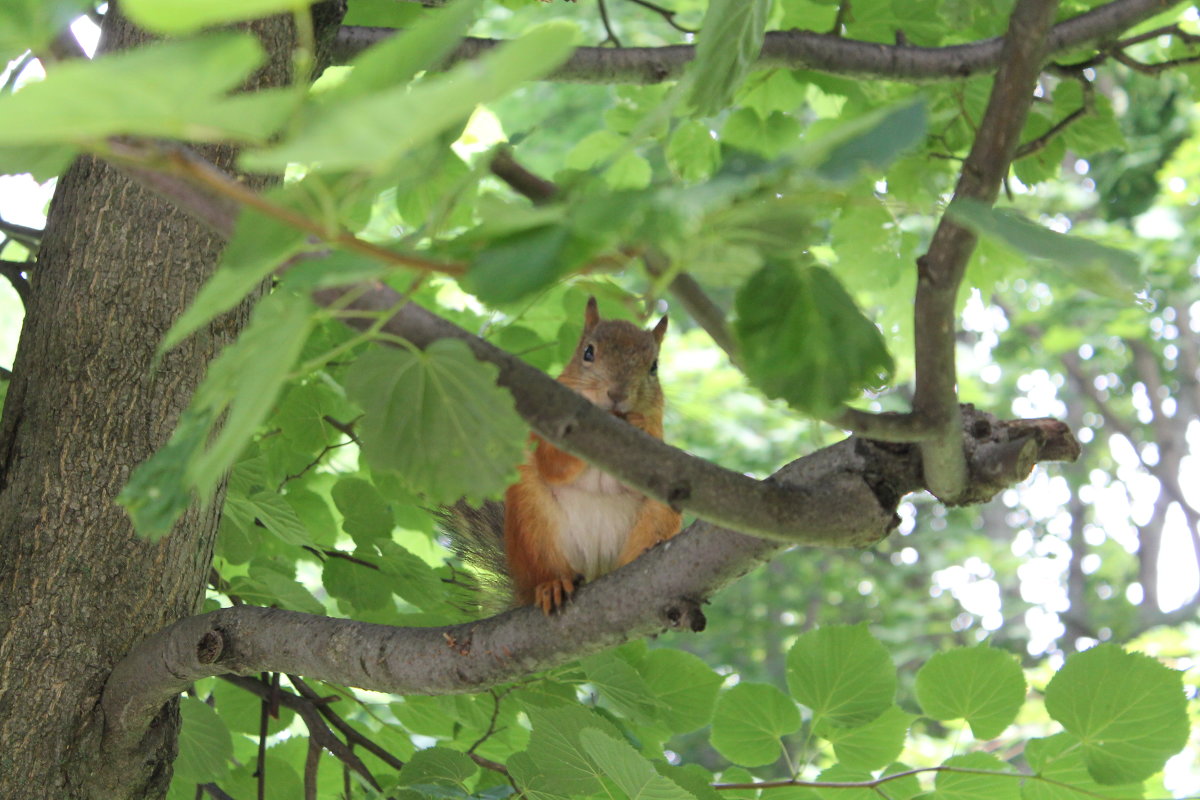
[583, 344, 595, 362]
[649, 358, 658, 375]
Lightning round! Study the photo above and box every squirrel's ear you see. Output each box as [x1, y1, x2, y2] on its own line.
[584, 296, 600, 330]
[651, 314, 668, 344]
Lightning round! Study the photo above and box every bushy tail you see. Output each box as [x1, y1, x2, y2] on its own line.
[438, 499, 514, 613]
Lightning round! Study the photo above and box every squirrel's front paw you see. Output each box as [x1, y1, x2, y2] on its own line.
[534, 576, 579, 615]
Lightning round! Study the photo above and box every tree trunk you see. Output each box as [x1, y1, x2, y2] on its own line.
[0, 7, 335, 798]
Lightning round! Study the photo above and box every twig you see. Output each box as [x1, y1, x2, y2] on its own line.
[1015, 74, 1094, 159]
[624, 0, 697, 34]
[0, 260, 31, 307]
[222, 675, 384, 791]
[0, 217, 43, 250]
[103, 140, 465, 276]
[288, 675, 406, 772]
[831, 1, 851, 36]
[598, 0, 623, 47]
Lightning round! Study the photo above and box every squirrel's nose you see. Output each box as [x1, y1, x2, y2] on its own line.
[607, 388, 627, 405]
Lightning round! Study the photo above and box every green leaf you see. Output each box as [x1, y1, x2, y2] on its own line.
[225, 491, 316, 547]
[345, 339, 526, 505]
[721, 108, 803, 158]
[377, 540, 444, 610]
[334, 0, 484, 100]
[667, 121, 721, 183]
[331, 477, 395, 544]
[786, 623, 895, 727]
[949, 200, 1142, 301]
[0, 34, 292, 145]
[931, 752, 1019, 800]
[1043, 644, 1189, 785]
[582, 652, 660, 725]
[162, 200, 306, 353]
[243, 22, 579, 172]
[914, 645, 1026, 739]
[1024, 734, 1144, 800]
[123, 0, 313, 33]
[579, 728, 697, 800]
[226, 567, 325, 614]
[119, 410, 211, 540]
[815, 100, 927, 182]
[710, 682, 800, 767]
[174, 697, 234, 785]
[0, 0, 90, 63]
[818, 705, 913, 770]
[323, 553, 393, 612]
[210, 679, 294, 737]
[523, 706, 625, 796]
[398, 746, 478, 788]
[687, 0, 770, 116]
[466, 225, 574, 305]
[735, 263, 893, 417]
[641, 649, 724, 734]
[187, 292, 313, 495]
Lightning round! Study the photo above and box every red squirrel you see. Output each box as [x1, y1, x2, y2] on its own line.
[503, 297, 682, 614]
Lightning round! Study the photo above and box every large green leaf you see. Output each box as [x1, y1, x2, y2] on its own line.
[243, 22, 578, 172]
[174, 697, 234, 785]
[162, 199, 306, 354]
[121, 292, 312, 539]
[640, 649, 724, 734]
[581, 652, 660, 725]
[949, 200, 1142, 301]
[817, 705, 913, 770]
[0, 0, 90, 63]
[335, 0, 484, 101]
[122, 0, 314, 33]
[0, 34, 294, 145]
[815, 100, 927, 182]
[786, 625, 895, 727]
[687, 0, 770, 116]
[521, 706, 625, 797]
[580, 728, 697, 800]
[914, 645, 1027, 739]
[1023, 734, 1144, 800]
[1043, 644, 1189, 785]
[397, 746, 477, 789]
[734, 263, 892, 417]
[344, 339, 525, 505]
[710, 682, 800, 767]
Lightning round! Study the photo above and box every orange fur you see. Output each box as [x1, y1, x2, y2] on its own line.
[504, 297, 682, 614]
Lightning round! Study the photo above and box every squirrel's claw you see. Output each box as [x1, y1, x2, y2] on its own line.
[534, 576, 576, 615]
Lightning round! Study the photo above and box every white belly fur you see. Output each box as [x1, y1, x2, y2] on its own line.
[550, 467, 641, 581]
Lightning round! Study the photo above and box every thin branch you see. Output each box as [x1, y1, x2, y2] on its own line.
[0, 260, 31, 307]
[598, 0, 622, 47]
[332, 0, 1188, 83]
[1015, 74, 1094, 159]
[624, 0, 697, 34]
[914, 0, 1059, 503]
[0, 217, 43, 250]
[103, 140, 465, 276]
[221, 675, 383, 791]
[288, 675, 406, 772]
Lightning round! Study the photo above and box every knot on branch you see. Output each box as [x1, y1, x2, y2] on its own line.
[955, 406, 1081, 506]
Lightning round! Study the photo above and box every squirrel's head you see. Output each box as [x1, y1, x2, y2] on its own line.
[561, 296, 667, 417]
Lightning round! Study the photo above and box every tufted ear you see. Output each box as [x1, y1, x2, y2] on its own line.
[651, 314, 668, 345]
[584, 296, 600, 331]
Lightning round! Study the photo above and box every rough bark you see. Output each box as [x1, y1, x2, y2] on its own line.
[0, 8, 330, 800]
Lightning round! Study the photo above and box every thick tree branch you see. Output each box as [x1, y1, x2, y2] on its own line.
[101, 404, 1076, 755]
[913, 0, 1059, 503]
[332, 0, 1185, 83]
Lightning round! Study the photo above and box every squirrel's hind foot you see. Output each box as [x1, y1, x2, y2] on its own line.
[534, 575, 584, 614]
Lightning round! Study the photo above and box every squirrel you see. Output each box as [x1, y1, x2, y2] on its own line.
[445, 297, 682, 614]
